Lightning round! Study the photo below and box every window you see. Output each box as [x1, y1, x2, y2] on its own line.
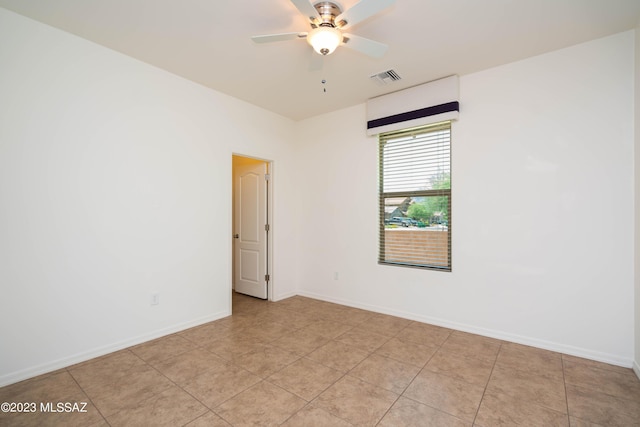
[379, 121, 451, 270]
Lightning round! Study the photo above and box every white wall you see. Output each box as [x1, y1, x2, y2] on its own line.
[0, 8, 297, 386]
[295, 31, 636, 366]
[634, 23, 640, 377]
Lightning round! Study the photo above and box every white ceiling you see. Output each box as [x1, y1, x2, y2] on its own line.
[1, 0, 639, 121]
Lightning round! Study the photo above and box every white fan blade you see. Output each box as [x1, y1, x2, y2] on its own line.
[290, 0, 321, 22]
[342, 34, 388, 58]
[251, 32, 307, 44]
[336, 0, 395, 29]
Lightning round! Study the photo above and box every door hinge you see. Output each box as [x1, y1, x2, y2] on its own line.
[265, 274, 270, 282]
[265, 174, 270, 181]
[265, 224, 270, 232]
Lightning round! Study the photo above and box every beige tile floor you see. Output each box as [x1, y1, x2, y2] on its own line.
[2, 292, 640, 426]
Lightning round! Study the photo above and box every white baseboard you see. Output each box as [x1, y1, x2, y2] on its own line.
[297, 290, 634, 369]
[272, 290, 297, 302]
[0, 310, 229, 388]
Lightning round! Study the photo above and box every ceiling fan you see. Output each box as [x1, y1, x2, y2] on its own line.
[251, 0, 396, 59]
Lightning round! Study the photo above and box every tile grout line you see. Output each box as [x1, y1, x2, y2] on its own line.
[116, 351, 212, 426]
[65, 348, 152, 425]
[470, 341, 502, 426]
[345, 321, 411, 426]
[280, 309, 402, 426]
[371, 321, 427, 426]
[210, 299, 358, 425]
[560, 354, 571, 425]
[253, 299, 360, 426]
[373, 324, 454, 425]
[64, 366, 112, 427]
[130, 337, 265, 426]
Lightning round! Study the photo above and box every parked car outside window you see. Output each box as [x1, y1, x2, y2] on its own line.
[384, 217, 412, 227]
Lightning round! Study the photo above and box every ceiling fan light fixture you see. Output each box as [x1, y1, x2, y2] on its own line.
[307, 26, 342, 55]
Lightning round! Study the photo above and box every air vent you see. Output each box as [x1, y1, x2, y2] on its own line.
[370, 69, 401, 85]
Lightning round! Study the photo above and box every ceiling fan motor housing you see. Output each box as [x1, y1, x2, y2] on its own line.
[306, 2, 344, 55]
[311, 2, 343, 28]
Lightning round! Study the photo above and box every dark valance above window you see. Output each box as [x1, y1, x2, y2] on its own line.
[366, 75, 459, 136]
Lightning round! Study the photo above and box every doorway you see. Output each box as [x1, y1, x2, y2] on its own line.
[232, 155, 271, 300]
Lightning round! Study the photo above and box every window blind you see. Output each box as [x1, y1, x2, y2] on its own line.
[379, 121, 451, 270]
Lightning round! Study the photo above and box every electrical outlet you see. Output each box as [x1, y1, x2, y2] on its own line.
[151, 293, 160, 306]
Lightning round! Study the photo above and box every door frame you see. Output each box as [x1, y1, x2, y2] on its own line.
[231, 154, 274, 301]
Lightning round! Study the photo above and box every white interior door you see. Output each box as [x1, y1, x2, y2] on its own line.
[233, 159, 268, 299]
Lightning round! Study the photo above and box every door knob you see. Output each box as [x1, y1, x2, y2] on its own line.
[234, 234, 239, 239]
